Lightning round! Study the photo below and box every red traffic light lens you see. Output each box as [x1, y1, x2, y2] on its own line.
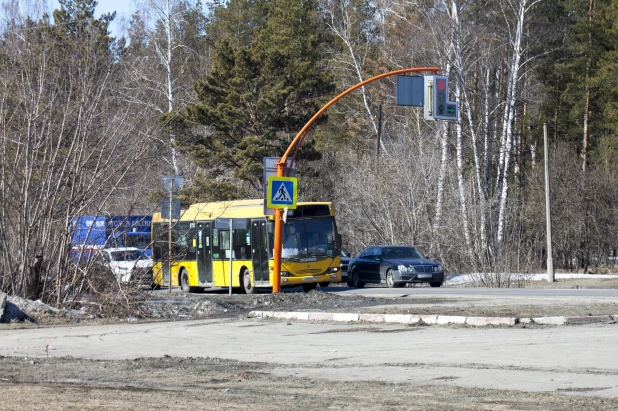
[437, 79, 446, 91]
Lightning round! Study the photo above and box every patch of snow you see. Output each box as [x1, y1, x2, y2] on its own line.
[445, 273, 618, 286]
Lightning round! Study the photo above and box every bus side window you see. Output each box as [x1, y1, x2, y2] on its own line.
[212, 228, 220, 259]
[233, 226, 250, 260]
[217, 229, 232, 259]
[220, 230, 230, 249]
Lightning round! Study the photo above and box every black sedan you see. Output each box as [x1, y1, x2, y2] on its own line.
[347, 245, 444, 288]
[340, 249, 352, 284]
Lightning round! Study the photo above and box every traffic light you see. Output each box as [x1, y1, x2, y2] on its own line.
[424, 75, 459, 121]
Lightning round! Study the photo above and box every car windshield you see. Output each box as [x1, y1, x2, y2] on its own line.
[383, 247, 424, 260]
[109, 250, 145, 262]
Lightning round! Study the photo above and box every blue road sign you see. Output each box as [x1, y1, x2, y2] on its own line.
[396, 75, 424, 106]
[267, 176, 297, 209]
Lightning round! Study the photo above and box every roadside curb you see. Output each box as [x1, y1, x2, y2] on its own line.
[248, 311, 618, 327]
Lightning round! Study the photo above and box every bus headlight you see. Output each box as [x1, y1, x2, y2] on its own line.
[327, 267, 339, 273]
[280, 271, 290, 277]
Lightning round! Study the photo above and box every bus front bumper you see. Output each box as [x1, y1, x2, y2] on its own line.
[280, 272, 341, 285]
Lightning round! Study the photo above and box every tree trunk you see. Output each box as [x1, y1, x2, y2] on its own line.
[582, 0, 594, 173]
[450, 0, 473, 256]
[497, 0, 528, 244]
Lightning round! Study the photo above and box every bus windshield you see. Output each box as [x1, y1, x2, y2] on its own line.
[279, 217, 339, 259]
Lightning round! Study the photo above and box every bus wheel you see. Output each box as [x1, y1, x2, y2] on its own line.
[302, 283, 317, 292]
[180, 269, 191, 293]
[241, 268, 255, 294]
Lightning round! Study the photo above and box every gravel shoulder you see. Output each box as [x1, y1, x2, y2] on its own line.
[4, 277, 618, 328]
[2, 277, 618, 410]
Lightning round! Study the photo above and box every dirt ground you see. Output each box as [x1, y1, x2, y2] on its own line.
[2, 277, 618, 410]
[3, 355, 618, 411]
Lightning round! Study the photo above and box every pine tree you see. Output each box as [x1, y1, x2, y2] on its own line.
[172, 0, 335, 194]
[592, 0, 618, 171]
[538, 0, 610, 168]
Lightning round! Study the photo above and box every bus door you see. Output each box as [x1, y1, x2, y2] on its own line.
[154, 223, 170, 285]
[251, 220, 269, 284]
[197, 222, 213, 284]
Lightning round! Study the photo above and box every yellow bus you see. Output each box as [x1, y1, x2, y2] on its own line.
[151, 199, 342, 293]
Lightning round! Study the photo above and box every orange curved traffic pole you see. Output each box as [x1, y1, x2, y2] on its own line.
[278, 67, 440, 171]
[272, 67, 440, 293]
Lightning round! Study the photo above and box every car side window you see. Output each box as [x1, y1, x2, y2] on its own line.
[358, 249, 369, 258]
[372, 248, 383, 260]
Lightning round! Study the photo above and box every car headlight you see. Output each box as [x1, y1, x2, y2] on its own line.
[398, 265, 409, 272]
[434, 264, 443, 272]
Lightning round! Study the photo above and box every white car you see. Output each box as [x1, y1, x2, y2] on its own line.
[100, 247, 153, 284]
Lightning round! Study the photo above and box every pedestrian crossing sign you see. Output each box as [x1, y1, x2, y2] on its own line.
[267, 176, 297, 209]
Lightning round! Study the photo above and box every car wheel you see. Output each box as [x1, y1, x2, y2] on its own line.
[430, 281, 443, 288]
[302, 283, 317, 292]
[386, 270, 396, 288]
[180, 269, 191, 293]
[351, 270, 365, 288]
[241, 268, 255, 294]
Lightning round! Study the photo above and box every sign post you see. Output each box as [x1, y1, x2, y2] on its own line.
[267, 176, 297, 293]
[161, 175, 183, 293]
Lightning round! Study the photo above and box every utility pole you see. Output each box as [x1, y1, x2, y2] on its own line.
[544, 123, 555, 282]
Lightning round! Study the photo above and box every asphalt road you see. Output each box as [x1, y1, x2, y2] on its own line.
[153, 285, 618, 299]
[3, 316, 618, 397]
[328, 287, 618, 298]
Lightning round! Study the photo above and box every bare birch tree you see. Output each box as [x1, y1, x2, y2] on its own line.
[0, 2, 153, 302]
[123, 0, 208, 178]
[495, 0, 542, 243]
[321, 0, 384, 151]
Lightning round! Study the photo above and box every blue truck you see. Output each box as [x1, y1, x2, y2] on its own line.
[70, 215, 152, 261]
